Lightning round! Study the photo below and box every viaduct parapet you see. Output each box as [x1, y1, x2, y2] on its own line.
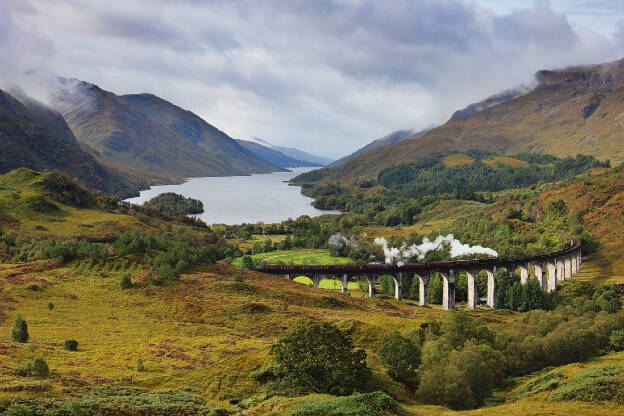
[255, 237, 582, 310]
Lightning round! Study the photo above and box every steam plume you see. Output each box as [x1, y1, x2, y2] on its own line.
[374, 234, 497, 265]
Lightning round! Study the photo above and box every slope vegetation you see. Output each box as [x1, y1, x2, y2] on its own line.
[51, 80, 280, 180]
[0, 89, 135, 197]
[120, 94, 282, 174]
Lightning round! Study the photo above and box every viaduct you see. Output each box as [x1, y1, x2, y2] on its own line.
[255, 237, 582, 310]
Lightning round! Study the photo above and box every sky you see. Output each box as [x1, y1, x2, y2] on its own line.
[2, 0, 624, 159]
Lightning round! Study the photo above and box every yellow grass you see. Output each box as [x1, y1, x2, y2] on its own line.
[442, 154, 474, 167]
[482, 156, 529, 168]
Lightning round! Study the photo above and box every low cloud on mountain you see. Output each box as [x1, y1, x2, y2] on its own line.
[2, 0, 624, 157]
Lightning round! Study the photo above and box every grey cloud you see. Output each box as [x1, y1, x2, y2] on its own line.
[2, 0, 624, 158]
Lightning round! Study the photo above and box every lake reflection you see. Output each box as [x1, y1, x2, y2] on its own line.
[124, 167, 338, 224]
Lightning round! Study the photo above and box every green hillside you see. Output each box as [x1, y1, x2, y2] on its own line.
[119, 94, 283, 173]
[0, 89, 136, 197]
[51, 79, 281, 181]
[1, 167, 624, 416]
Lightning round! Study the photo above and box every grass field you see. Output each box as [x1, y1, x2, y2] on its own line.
[442, 153, 474, 167]
[231, 249, 353, 267]
[483, 156, 529, 168]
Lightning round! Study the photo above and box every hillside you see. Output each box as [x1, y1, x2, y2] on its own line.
[327, 129, 417, 168]
[303, 57, 624, 183]
[270, 143, 332, 166]
[51, 79, 282, 181]
[119, 94, 282, 174]
[1, 166, 624, 415]
[236, 139, 316, 168]
[0, 89, 136, 197]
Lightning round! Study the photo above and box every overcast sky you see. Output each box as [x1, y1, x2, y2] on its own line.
[2, 0, 624, 159]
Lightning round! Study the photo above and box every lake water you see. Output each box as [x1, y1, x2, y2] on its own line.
[124, 167, 339, 224]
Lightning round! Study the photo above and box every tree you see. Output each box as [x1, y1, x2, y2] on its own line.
[378, 332, 421, 386]
[11, 315, 28, 343]
[610, 330, 624, 351]
[269, 321, 371, 395]
[120, 274, 133, 289]
[241, 255, 254, 269]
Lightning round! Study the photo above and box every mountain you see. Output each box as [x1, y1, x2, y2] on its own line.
[119, 93, 282, 174]
[271, 144, 333, 166]
[235, 139, 318, 168]
[298, 57, 624, 184]
[0, 88, 136, 196]
[326, 129, 418, 168]
[50, 79, 282, 181]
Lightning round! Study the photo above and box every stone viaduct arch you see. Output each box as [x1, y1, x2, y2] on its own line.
[257, 237, 582, 310]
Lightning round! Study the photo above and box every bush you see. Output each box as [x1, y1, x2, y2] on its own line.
[269, 321, 371, 395]
[32, 357, 50, 378]
[136, 358, 146, 372]
[15, 357, 50, 378]
[11, 315, 28, 343]
[550, 366, 624, 404]
[3, 404, 34, 416]
[234, 272, 245, 283]
[240, 256, 254, 269]
[47, 302, 54, 311]
[378, 332, 421, 387]
[610, 330, 624, 351]
[512, 370, 563, 400]
[63, 340, 79, 351]
[120, 274, 133, 289]
[292, 391, 401, 416]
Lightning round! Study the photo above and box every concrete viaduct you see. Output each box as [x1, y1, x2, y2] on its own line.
[255, 237, 582, 310]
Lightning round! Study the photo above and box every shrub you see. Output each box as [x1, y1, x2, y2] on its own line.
[136, 358, 146, 372]
[234, 272, 245, 283]
[32, 357, 50, 378]
[11, 315, 28, 343]
[378, 332, 421, 387]
[47, 302, 54, 310]
[610, 330, 624, 351]
[292, 391, 401, 416]
[3, 404, 34, 416]
[15, 358, 50, 378]
[120, 274, 133, 289]
[550, 366, 624, 404]
[63, 340, 79, 351]
[512, 370, 563, 400]
[240, 256, 254, 269]
[269, 321, 371, 395]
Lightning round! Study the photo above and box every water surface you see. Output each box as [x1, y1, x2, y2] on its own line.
[125, 167, 338, 224]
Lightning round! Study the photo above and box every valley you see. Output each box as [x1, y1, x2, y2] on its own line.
[2, 6, 624, 413]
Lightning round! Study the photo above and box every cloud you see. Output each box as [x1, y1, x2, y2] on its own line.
[2, 0, 624, 158]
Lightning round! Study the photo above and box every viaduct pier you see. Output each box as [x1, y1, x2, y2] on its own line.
[255, 237, 582, 310]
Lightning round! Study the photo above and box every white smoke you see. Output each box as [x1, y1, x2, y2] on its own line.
[374, 234, 497, 265]
[328, 233, 356, 253]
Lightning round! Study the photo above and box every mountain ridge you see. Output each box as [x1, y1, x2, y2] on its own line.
[235, 139, 319, 168]
[50, 79, 283, 182]
[0, 88, 136, 196]
[297, 57, 624, 184]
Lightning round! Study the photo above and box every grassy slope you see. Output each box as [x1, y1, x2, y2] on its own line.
[311, 58, 624, 184]
[119, 94, 283, 174]
[0, 89, 135, 197]
[0, 169, 137, 237]
[231, 249, 353, 267]
[52, 81, 278, 181]
[3, 169, 624, 414]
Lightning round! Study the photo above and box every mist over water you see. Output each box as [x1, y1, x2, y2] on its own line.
[125, 167, 339, 225]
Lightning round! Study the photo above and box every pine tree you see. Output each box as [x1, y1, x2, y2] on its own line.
[11, 315, 28, 343]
